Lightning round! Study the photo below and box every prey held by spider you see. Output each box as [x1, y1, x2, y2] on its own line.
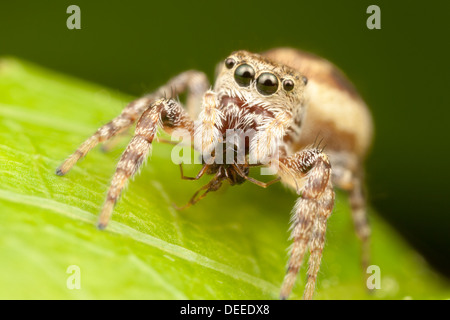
[56, 48, 373, 300]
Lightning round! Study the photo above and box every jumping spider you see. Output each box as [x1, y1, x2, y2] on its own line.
[56, 48, 373, 300]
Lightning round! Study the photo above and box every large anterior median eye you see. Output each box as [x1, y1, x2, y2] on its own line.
[256, 73, 279, 95]
[234, 64, 255, 87]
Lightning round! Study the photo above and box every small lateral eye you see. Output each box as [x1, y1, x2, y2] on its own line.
[234, 64, 255, 87]
[225, 58, 236, 69]
[282, 79, 295, 92]
[256, 73, 279, 95]
[302, 76, 308, 85]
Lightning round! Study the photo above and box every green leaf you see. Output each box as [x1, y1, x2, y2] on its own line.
[0, 57, 448, 300]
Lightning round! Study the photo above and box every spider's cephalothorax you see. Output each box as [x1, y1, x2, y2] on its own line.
[56, 48, 373, 300]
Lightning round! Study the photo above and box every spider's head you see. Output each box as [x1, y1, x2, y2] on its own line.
[214, 50, 308, 114]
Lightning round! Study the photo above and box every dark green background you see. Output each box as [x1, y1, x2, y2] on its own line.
[1, 1, 449, 277]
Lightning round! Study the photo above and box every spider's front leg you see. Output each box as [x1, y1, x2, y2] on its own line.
[56, 70, 208, 175]
[276, 149, 335, 300]
[97, 98, 195, 229]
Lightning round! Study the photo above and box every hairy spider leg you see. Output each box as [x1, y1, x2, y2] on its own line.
[276, 149, 334, 300]
[56, 70, 209, 176]
[97, 98, 196, 229]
